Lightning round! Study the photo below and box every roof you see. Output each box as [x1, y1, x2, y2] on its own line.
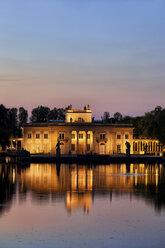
[22, 122, 134, 128]
[66, 110, 92, 113]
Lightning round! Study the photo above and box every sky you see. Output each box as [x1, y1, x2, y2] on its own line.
[0, 0, 165, 119]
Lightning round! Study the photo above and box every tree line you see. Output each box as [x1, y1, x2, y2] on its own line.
[0, 104, 165, 150]
[0, 105, 65, 149]
[102, 106, 165, 145]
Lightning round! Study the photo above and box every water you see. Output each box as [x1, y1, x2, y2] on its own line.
[0, 163, 165, 248]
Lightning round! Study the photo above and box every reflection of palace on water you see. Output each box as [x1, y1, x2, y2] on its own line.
[21, 105, 162, 155]
[0, 163, 164, 213]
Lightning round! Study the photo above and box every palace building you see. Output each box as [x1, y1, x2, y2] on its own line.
[21, 105, 163, 155]
[22, 105, 134, 155]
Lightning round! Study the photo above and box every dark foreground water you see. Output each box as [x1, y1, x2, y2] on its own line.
[0, 163, 165, 248]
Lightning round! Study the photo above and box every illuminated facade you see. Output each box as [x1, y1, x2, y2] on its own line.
[21, 105, 163, 155]
[133, 138, 163, 155]
[22, 105, 134, 155]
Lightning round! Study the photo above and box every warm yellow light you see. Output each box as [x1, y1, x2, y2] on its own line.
[156, 168, 158, 187]
[135, 169, 137, 186]
[13, 169, 15, 184]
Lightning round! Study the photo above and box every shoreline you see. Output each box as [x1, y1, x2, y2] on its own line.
[30, 154, 163, 164]
[0, 152, 164, 165]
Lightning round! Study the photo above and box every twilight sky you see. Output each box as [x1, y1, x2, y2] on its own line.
[0, 0, 165, 118]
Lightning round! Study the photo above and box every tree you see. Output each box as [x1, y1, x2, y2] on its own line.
[30, 106, 50, 123]
[0, 128, 10, 151]
[57, 108, 65, 120]
[121, 116, 133, 124]
[113, 112, 123, 123]
[48, 108, 59, 120]
[133, 106, 165, 145]
[0, 104, 8, 129]
[101, 112, 110, 122]
[7, 108, 18, 136]
[0, 105, 17, 139]
[48, 108, 65, 121]
[18, 107, 28, 125]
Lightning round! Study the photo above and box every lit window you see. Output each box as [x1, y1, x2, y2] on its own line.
[87, 134, 90, 139]
[79, 133, 83, 139]
[78, 117, 84, 122]
[36, 134, 40, 139]
[71, 134, 75, 139]
[117, 145, 121, 153]
[59, 133, 65, 140]
[100, 134, 105, 140]
[117, 134, 121, 139]
[125, 134, 129, 139]
[71, 144, 75, 151]
[27, 133, 31, 139]
[44, 134, 48, 139]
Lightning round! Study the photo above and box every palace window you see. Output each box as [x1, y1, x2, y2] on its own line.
[71, 144, 75, 151]
[117, 144, 121, 153]
[27, 133, 31, 139]
[78, 117, 84, 122]
[79, 133, 83, 139]
[36, 133, 40, 139]
[71, 133, 75, 139]
[87, 134, 90, 139]
[117, 134, 121, 139]
[125, 134, 129, 139]
[59, 133, 65, 140]
[87, 144, 90, 152]
[100, 133, 105, 140]
[44, 134, 48, 139]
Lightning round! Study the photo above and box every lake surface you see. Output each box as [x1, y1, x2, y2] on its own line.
[0, 163, 165, 248]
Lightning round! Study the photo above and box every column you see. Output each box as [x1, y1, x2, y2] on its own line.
[32, 131, 35, 153]
[41, 131, 44, 153]
[21, 128, 24, 149]
[49, 128, 52, 153]
[15, 139, 17, 151]
[77, 131, 79, 154]
[153, 142, 155, 153]
[20, 139, 23, 150]
[92, 131, 95, 154]
[85, 131, 88, 154]
[68, 131, 72, 155]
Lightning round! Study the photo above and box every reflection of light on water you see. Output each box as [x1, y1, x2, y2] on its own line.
[87, 169, 93, 190]
[145, 168, 148, 186]
[13, 168, 15, 184]
[2, 163, 163, 213]
[71, 170, 77, 191]
[156, 168, 158, 187]
[135, 169, 137, 186]
[66, 191, 92, 214]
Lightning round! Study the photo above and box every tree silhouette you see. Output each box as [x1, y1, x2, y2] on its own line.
[30, 106, 50, 123]
[101, 112, 110, 122]
[18, 107, 28, 125]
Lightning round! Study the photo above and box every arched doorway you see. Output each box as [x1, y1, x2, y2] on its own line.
[99, 143, 105, 155]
